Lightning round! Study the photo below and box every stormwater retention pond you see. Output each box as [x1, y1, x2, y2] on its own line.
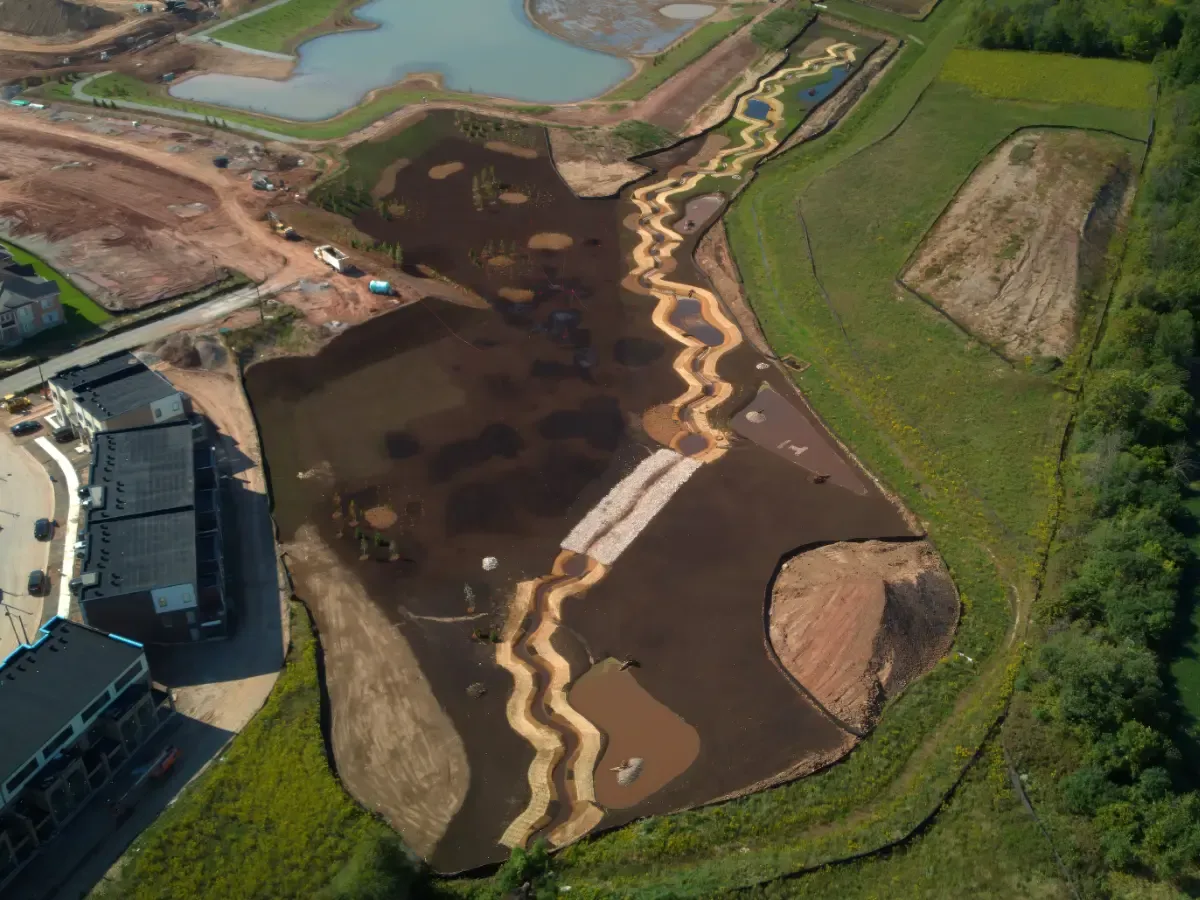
[246, 115, 918, 867]
[173, 0, 632, 120]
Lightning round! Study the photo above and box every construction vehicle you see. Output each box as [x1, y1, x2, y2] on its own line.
[315, 245, 349, 273]
[2, 394, 31, 414]
[265, 211, 297, 240]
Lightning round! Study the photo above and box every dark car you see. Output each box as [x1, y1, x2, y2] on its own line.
[52, 424, 74, 443]
[33, 518, 52, 541]
[9, 420, 40, 437]
[27, 570, 45, 596]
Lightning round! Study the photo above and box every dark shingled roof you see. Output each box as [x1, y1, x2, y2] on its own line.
[0, 618, 142, 782]
[80, 510, 197, 606]
[74, 368, 177, 422]
[88, 422, 195, 523]
[0, 271, 59, 310]
[49, 351, 144, 394]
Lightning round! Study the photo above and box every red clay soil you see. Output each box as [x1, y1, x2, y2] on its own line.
[769, 540, 958, 733]
[570, 659, 700, 809]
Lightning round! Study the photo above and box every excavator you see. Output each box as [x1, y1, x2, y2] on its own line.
[265, 210, 298, 241]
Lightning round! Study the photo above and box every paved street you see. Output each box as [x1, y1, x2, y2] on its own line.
[0, 427, 54, 658]
[0, 284, 267, 397]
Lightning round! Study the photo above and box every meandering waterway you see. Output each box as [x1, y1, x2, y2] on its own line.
[172, 0, 632, 120]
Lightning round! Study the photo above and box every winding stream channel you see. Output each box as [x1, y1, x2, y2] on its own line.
[494, 42, 860, 849]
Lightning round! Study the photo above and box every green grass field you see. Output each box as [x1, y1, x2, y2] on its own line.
[603, 14, 755, 102]
[0, 239, 111, 342]
[90, 605, 392, 900]
[941, 48, 1155, 109]
[207, 0, 347, 54]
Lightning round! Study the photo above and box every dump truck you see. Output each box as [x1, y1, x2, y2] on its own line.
[315, 245, 349, 273]
[265, 211, 297, 240]
[2, 394, 31, 414]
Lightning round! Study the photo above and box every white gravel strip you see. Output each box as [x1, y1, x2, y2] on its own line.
[562, 449, 700, 565]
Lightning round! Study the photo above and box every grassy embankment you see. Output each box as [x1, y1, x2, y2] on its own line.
[438, 6, 1152, 899]
[603, 13, 757, 103]
[0, 239, 111, 345]
[206, 0, 355, 55]
[89, 604, 409, 900]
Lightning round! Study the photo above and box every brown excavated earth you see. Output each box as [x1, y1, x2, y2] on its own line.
[527, 232, 573, 250]
[364, 505, 398, 529]
[485, 140, 538, 160]
[769, 539, 958, 733]
[570, 659, 701, 809]
[497, 286, 534, 302]
[905, 129, 1137, 360]
[0, 124, 288, 310]
[547, 127, 649, 198]
[429, 161, 464, 180]
[282, 524, 470, 860]
[499, 191, 529, 205]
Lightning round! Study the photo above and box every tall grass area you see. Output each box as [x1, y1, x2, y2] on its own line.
[91, 604, 408, 900]
[603, 14, 755, 101]
[941, 48, 1155, 108]
[743, 747, 1071, 899]
[207, 0, 347, 54]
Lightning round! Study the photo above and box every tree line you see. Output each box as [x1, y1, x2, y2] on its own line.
[967, 0, 1183, 59]
[1015, 7, 1200, 889]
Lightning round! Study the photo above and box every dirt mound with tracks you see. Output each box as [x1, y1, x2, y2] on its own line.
[0, 0, 118, 38]
[905, 129, 1137, 360]
[769, 540, 958, 733]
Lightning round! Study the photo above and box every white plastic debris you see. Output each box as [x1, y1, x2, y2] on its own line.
[482, 556, 499, 571]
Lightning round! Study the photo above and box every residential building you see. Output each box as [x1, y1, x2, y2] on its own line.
[49, 352, 189, 444]
[0, 251, 65, 348]
[0, 618, 173, 892]
[77, 420, 227, 644]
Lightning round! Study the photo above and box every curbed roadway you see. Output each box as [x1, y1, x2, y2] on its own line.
[494, 42, 861, 851]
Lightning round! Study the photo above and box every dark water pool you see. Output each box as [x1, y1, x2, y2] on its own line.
[743, 98, 770, 121]
[796, 65, 849, 106]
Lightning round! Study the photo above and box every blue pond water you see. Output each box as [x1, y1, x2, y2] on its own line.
[172, 0, 632, 121]
[743, 98, 770, 121]
[796, 66, 849, 106]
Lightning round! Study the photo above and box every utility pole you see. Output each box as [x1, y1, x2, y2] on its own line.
[256, 283, 265, 324]
[1, 595, 32, 646]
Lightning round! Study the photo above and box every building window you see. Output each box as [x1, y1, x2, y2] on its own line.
[113, 662, 142, 691]
[154, 408, 163, 420]
[43, 724, 74, 756]
[82, 692, 110, 723]
[5, 759, 38, 794]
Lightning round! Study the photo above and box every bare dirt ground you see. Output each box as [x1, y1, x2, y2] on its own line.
[548, 126, 649, 197]
[282, 523, 471, 861]
[0, 0, 118, 39]
[0, 108, 336, 307]
[638, 26, 765, 133]
[143, 358, 287, 740]
[694, 219, 773, 358]
[904, 129, 1138, 360]
[570, 658, 700, 809]
[769, 539, 958, 732]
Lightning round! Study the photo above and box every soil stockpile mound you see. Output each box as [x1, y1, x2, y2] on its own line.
[904, 129, 1137, 360]
[0, 0, 118, 37]
[768, 539, 958, 732]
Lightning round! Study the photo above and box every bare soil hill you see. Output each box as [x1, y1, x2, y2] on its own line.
[0, 0, 118, 37]
[904, 129, 1137, 360]
[769, 540, 958, 732]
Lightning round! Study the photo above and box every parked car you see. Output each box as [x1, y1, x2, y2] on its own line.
[33, 518, 52, 541]
[52, 424, 74, 443]
[9, 420, 40, 437]
[27, 570, 45, 596]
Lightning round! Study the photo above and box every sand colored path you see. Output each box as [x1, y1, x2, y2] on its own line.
[496, 41, 861, 853]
